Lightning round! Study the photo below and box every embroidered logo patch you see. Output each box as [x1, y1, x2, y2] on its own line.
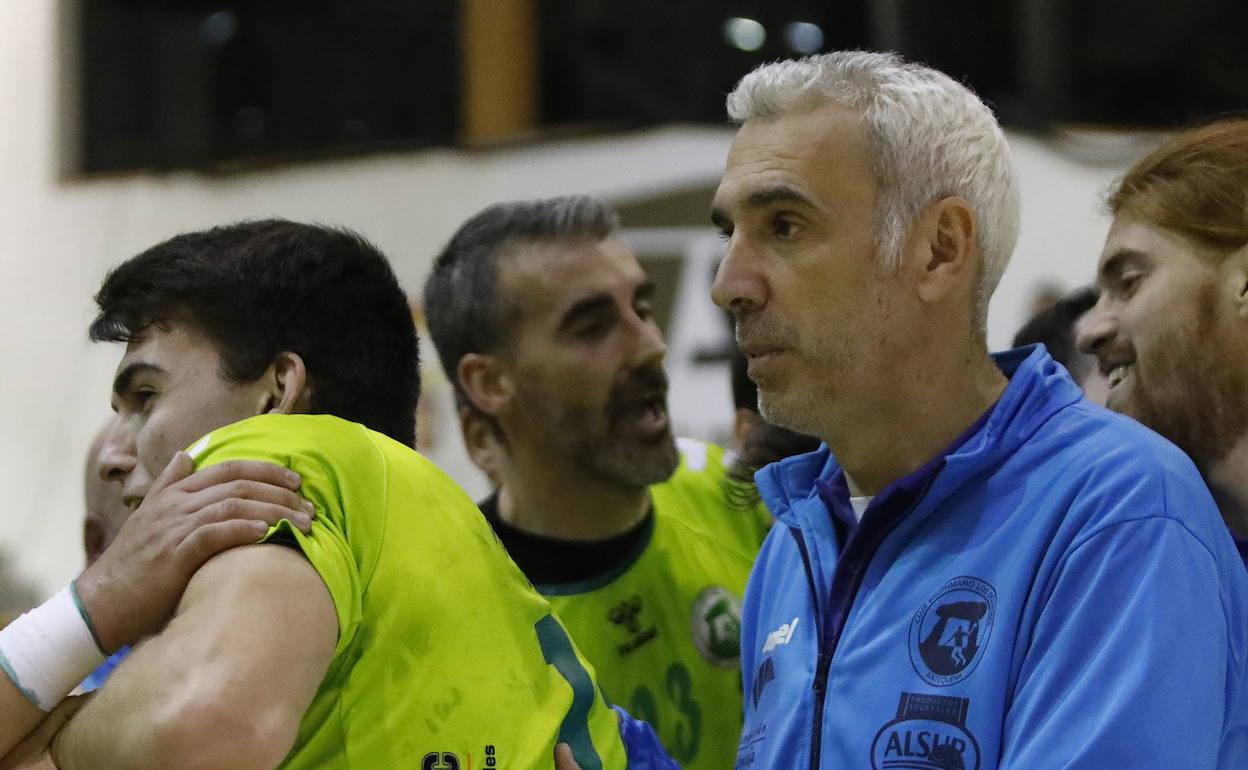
[909, 575, 996, 687]
[691, 586, 742, 668]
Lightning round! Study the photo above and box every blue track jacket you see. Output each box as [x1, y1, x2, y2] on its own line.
[739, 345, 1248, 770]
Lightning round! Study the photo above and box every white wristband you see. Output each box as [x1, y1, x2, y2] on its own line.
[0, 586, 107, 711]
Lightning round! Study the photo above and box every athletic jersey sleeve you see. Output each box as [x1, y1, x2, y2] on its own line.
[187, 415, 368, 658]
[1000, 515, 1228, 768]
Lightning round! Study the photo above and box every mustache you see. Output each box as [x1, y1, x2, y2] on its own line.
[608, 366, 669, 412]
[735, 315, 796, 350]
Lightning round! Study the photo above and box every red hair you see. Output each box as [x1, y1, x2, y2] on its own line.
[1110, 118, 1248, 253]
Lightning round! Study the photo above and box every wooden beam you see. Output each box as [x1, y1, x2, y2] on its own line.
[461, 0, 538, 144]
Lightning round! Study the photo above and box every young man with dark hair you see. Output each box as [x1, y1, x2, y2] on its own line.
[426, 196, 767, 770]
[38, 219, 627, 770]
[1078, 118, 1248, 568]
[76, 419, 138, 695]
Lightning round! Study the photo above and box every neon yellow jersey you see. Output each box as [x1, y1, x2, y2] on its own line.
[189, 414, 627, 770]
[540, 439, 769, 770]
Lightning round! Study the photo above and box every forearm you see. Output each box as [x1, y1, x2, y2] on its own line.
[0, 455, 313, 765]
[52, 636, 206, 770]
[0, 587, 106, 761]
[55, 645, 294, 770]
[0, 673, 46, 755]
[54, 545, 336, 770]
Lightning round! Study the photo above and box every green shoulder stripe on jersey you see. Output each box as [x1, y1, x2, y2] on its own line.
[536, 615, 604, 770]
[538, 437, 767, 770]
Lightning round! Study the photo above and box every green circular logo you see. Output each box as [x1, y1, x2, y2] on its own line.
[690, 586, 742, 668]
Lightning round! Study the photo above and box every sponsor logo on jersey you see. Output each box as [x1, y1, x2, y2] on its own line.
[870, 692, 980, 770]
[691, 585, 743, 668]
[751, 657, 775, 708]
[609, 594, 658, 656]
[608, 595, 644, 633]
[420, 747, 495, 769]
[909, 576, 997, 687]
[422, 752, 460, 770]
[761, 616, 800, 653]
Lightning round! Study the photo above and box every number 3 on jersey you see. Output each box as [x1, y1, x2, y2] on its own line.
[627, 662, 703, 763]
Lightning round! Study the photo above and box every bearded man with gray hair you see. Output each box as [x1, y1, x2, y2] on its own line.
[709, 51, 1248, 769]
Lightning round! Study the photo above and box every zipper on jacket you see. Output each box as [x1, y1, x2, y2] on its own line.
[789, 526, 830, 770]
[789, 467, 942, 770]
[809, 650, 833, 770]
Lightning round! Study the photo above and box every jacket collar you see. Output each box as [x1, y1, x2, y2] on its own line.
[757, 344, 1082, 531]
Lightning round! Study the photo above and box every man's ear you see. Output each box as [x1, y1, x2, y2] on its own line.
[910, 196, 978, 306]
[457, 353, 513, 417]
[460, 405, 504, 486]
[265, 352, 312, 415]
[1228, 243, 1248, 321]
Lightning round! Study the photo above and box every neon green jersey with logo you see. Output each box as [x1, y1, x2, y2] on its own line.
[539, 438, 769, 770]
[189, 413, 627, 770]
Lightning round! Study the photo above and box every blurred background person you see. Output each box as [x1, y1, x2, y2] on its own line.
[1078, 117, 1248, 567]
[79, 419, 134, 694]
[726, 346, 821, 510]
[82, 420, 128, 569]
[425, 195, 767, 770]
[1012, 285, 1109, 404]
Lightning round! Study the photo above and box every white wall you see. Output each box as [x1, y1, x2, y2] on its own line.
[1, 3, 1131, 596]
[988, 133, 1136, 350]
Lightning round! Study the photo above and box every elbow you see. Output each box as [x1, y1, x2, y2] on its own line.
[149, 696, 301, 770]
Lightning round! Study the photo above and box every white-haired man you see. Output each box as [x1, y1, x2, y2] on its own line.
[709, 51, 1248, 769]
